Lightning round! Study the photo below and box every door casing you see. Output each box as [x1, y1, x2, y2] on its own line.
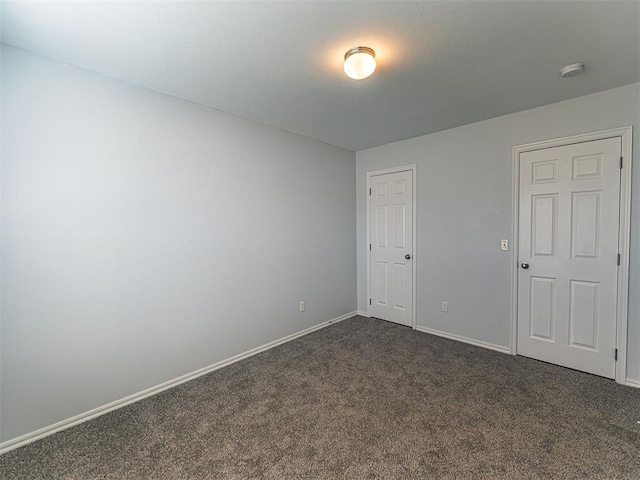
[366, 164, 417, 329]
[511, 127, 633, 386]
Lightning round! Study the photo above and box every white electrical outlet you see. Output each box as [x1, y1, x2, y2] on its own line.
[501, 239, 509, 251]
[441, 301, 448, 313]
[300, 301, 305, 312]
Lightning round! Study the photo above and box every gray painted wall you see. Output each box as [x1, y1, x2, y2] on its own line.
[356, 83, 640, 382]
[1, 43, 637, 447]
[0, 47, 356, 443]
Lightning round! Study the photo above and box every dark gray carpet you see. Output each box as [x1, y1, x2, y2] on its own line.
[1, 316, 639, 479]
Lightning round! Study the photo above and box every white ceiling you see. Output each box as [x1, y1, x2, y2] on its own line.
[2, 1, 639, 151]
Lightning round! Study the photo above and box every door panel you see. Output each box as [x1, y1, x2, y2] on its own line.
[529, 276, 555, 342]
[569, 280, 599, 350]
[393, 263, 406, 309]
[531, 194, 557, 257]
[376, 206, 388, 248]
[394, 205, 406, 248]
[370, 170, 413, 326]
[518, 137, 620, 378]
[375, 262, 388, 306]
[571, 191, 600, 259]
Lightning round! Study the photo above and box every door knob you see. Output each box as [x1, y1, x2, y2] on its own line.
[405, 254, 412, 260]
[521, 262, 529, 269]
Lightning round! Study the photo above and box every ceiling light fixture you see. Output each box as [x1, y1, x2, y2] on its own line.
[560, 63, 585, 78]
[344, 46, 376, 80]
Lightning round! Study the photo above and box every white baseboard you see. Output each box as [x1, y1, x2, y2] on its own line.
[356, 310, 370, 317]
[0, 311, 357, 455]
[414, 326, 640, 386]
[415, 325, 511, 354]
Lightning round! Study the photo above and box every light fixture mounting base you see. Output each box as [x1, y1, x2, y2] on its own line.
[344, 46, 375, 61]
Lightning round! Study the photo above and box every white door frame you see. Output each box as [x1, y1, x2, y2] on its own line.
[510, 127, 633, 385]
[366, 164, 418, 329]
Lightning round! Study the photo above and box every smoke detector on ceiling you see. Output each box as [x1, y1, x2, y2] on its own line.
[560, 63, 585, 78]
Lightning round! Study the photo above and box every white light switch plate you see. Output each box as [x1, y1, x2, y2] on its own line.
[501, 239, 509, 251]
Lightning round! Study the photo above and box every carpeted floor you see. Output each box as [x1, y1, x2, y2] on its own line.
[1, 316, 639, 479]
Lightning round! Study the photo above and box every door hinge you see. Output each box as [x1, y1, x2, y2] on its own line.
[620, 156, 623, 169]
[369, 188, 372, 195]
[615, 348, 618, 361]
[617, 253, 621, 266]
[369, 243, 372, 251]
[369, 298, 372, 305]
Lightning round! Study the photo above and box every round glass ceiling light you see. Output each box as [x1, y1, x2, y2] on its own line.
[344, 46, 376, 80]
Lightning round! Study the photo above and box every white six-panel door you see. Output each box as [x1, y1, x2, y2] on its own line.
[517, 137, 621, 378]
[370, 170, 413, 326]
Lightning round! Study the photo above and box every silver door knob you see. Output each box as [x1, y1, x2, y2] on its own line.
[405, 254, 412, 260]
[521, 262, 529, 269]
